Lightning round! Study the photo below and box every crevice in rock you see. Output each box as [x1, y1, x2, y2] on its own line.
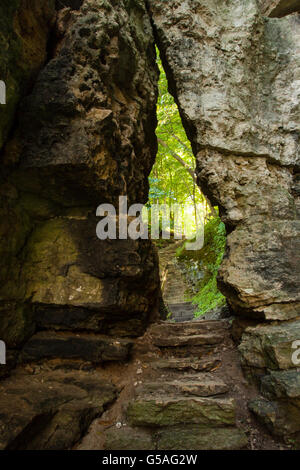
[0, 0, 299, 450]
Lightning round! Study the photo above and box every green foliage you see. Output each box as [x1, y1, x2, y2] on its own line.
[148, 50, 203, 209]
[176, 217, 227, 317]
[152, 51, 226, 318]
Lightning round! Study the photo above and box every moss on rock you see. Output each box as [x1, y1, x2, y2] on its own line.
[176, 217, 226, 317]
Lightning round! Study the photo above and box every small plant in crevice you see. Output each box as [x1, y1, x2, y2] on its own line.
[176, 216, 227, 318]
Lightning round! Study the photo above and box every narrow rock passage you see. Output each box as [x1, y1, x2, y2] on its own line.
[158, 242, 197, 322]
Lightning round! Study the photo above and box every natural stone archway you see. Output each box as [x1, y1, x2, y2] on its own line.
[0, 0, 299, 449]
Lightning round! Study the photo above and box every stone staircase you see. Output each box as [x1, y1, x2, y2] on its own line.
[100, 319, 248, 450]
[159, 242, 197, 322]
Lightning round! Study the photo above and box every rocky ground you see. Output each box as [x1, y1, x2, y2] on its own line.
[78, 317, 290, 450]
[78, 244, 291, 450]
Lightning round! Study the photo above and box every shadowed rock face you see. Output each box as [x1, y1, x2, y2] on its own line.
[147, 0, 300, 321]
[0, 0, 56, 151]
[0, 0, 160, 362]
[0, 0, 160, 449]
[0, 369, 117, 450]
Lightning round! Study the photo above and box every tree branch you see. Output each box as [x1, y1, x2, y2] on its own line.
[158, 138, 197, 183]
[158, 138, 217, 218]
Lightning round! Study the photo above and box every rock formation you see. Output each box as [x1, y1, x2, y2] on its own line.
[0, 0, 299, 449]
[147, 0, 300, 444]
[147, 0, 299, 321]
[0, 0, 56, 150]
[0, 0, 160, 448]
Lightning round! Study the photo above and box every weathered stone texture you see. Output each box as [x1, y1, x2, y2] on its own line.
[0, 0, 159, 357]
[239, 320, 300, 371]
[148, 0, 300, 321]
[0, 0, 160, 449]
[249, 397, 300, 440]
[0, 0, 56, 151]
[0, 0, 299, 449]
[156, 426, 248, 451]
[0, 369, 117, 450]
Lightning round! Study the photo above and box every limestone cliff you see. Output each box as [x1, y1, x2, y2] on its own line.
[147, 0, 300, 321]
[0, 0, 160, 448]
[0, 0, 299, 450]
[0, 0, 56, 151]
[0, 0, 160, 354]
[148, 0, 300, 444]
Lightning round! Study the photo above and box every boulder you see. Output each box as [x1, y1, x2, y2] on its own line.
[260, 370, 300, 399]
[239, 320, 300, 370]
[249, 398, 300, 439]
[0, 369, 117, 450]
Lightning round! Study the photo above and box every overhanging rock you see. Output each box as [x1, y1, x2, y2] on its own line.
[147, 0, 300, 321]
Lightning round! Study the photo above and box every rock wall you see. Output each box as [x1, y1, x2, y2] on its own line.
[0, 0, 56, 151]
[147, 0, 299, 321]
[0, 0, 160, 376]
[0, 0, 161, 449]
[0, 0, 299, 448]
[147, 0, 300, 444]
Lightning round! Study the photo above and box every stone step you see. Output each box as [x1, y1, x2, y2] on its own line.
[165, 286, 188, 292]
[136, 374, 229, 397]
[151, 332, 225, 348]
[156, 425, 248, 450]
[20, 331, 133, 364]
[169, 315, 196, 323]
[168, 302, 195, 313]
[165, 295, 189, 301]
[151, 357, 221, 372]
[149, 320, 229, 338]
[127, 396, 236, 427]
[103, 425, 247, 450]
[165, 299, 190, 305]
